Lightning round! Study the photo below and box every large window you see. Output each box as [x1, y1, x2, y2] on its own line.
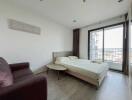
[89, 24, 123, 71]
[90, 30, 103, 61]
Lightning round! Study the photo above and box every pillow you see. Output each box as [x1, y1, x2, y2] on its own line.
[0, 71, 13, 87]
[0, 57, 13, 87]
[55, 57, 70, 64]
[68, 56, 78, 60]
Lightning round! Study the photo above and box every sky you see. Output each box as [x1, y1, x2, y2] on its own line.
[91, 25, 123, 49]
[104, 27, 123, 48]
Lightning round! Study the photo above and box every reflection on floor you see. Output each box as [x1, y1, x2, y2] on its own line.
[43, 71, 129, 100]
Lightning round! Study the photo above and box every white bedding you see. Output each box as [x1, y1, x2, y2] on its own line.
[55, 59, 109, 80]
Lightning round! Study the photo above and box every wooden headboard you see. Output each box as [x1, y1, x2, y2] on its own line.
[52, 51, 73, 63]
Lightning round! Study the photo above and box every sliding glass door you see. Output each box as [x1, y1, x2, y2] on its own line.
[104, 25, 123, 71]
[89, 24, 123, 71]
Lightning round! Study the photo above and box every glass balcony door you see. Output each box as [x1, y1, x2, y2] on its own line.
[89, 24, 123, 71]
[104, 25, 123, 71]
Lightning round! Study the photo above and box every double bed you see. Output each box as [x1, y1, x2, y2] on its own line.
[53, 51, 109, 88]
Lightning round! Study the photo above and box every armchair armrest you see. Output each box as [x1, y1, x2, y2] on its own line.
[0, 74, 47, 100]
[9, 62, 30, 72]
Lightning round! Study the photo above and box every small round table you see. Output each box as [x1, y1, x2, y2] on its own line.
[46, 64, 67, 80]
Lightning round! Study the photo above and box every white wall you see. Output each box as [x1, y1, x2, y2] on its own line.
[0, 1, 72, 71]
[80, 16, 125, 59]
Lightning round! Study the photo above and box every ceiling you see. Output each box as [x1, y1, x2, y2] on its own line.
[11, 0, 128, 29]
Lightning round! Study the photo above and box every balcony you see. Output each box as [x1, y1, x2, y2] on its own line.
[90, 48, 123, 71]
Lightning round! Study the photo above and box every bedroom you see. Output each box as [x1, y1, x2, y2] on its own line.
[0, 0, 131, 100]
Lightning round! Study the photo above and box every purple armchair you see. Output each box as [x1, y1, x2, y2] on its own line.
[0, 58, 47, 100]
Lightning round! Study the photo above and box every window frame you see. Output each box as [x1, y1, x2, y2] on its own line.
[88, 22, 125, 72]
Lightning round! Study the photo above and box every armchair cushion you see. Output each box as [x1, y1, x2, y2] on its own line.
[13, 69, 32, 81]
[0, 57, 13, 87]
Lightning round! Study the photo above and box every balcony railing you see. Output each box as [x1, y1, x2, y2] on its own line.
[90, 48, 123, 71]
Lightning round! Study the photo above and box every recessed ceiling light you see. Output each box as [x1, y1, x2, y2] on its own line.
[83, 0, 86, 3]
[118, 0, 123, 3]
[73, 20, 77, 23]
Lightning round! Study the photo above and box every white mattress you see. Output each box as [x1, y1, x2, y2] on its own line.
[55, 59, 109, 80]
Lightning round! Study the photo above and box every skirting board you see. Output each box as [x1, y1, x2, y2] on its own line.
[33, 66, 47, 74]
[33, 62, 53, 74]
